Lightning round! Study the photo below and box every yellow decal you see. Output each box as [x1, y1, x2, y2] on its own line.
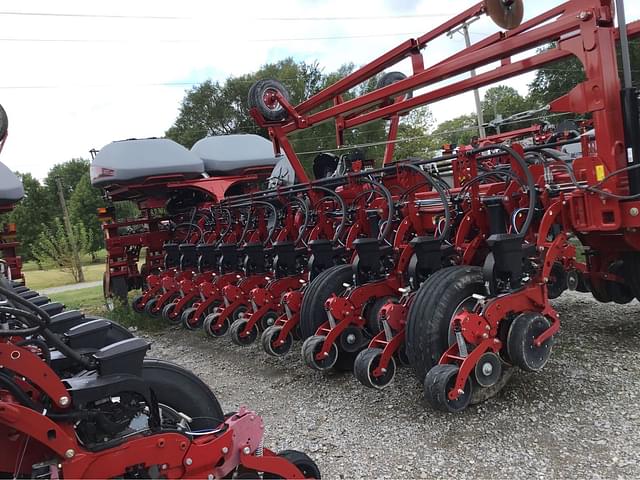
[595, 164, 605, 182]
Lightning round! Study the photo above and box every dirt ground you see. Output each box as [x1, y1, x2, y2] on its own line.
[143, 291, 640, 479]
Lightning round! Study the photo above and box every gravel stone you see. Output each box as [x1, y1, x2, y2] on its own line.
[142, 291, 640, 479]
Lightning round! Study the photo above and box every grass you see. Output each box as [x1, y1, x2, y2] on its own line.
[48, 285, 166, 332]
[24, 263, 104, 291]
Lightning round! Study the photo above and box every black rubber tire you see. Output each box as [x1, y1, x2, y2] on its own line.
[181, 307, 200, 330]
[547, 262, 567, 300]
[142, 359, 224, 430]
[229, 318, 258, 346]
[623, 252, 640, 300]
[606, 260, 634, 304]
[301, 335, 338, 371]
[363, 296, 395, 335]
[423, 364, 473, 413]
[261, 325, 293, 357]
[144, 298, 160, 317]
[406, 266, 485, 381]
[376, 71, 412, 101]
[506, 312, 554, 373]
[265, 450, 321, 479]
[131, 295, 145, 314]
[110, 275, 129, 305]
[248, 79, 291, 122]
[353, 347, 396, 389]
[299, 264, 353, 340]
[162, 302, 181, 324]
[259, 310, 279, 331]
[0, 103, 7, 140]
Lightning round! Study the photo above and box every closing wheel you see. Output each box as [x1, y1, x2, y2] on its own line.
[232, 305, 248, 321]
[203, 312, 230, 338]
[424, 364, 473, 413]
[302, 335, 338, 371]
[259, 310, 279, 331]
[354, 347, 396, 389]
[131, 294, 145, 314]
[230, 318, 258, 346]
[144, 298, 160, 317]
[474, 352, 502, 388]
[264, 450, 321, 479]
[507, 312, 554, 373]
[181, 307, 201, 330]
[248, 79, 291, 122]
[261, 325, 293, 357]
[162, 302, 181, 324]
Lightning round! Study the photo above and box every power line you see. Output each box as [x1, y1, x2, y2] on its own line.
[0, 11, 188, 20]
[257, 13, 453, 21]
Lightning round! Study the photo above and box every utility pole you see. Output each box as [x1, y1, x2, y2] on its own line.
[55, 176, 85, 283]
[448, 18, 486, 138]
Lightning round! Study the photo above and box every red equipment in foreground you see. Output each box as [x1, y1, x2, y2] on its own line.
[246, 0, 640, 412]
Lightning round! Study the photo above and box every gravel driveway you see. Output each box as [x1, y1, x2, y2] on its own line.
[143, 291, 640, 479]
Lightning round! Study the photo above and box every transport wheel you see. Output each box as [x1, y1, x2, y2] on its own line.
[248, 79, 291, 122]
[424, 364, 473, 413]
[259, 310, 279, 331]
[406, 266, 485, 381]
[230, 318, 258, 346]
[264, 450, 321, 479]
[181, 307, 200, 330]
[131, 294, 145, 314]
[203, 312, 230, 338]
[162, 302, 181, 325]
[376, 71, 412, 102]
[546, 262, 567, 299]
[144, 298, 160, 317]
[353, 347, 396, 389]
[261, 325, 293, 357]
[606, 261, 634, 304]
[299, 264, 353, 339]
[301, 335, 338, 371]
[507, 312, 554, 373]
[142, 359, 224, 430]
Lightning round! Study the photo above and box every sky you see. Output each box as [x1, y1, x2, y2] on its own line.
[1, 0, 639, 179]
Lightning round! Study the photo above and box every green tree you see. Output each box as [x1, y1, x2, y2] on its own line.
[393, 107, 437, 160]
[430, 114, 479, 147]
[31, 218, 93, 282]
[69, 174, 105, 260]
[44, 158, 90, 203]
[4, 173, 51, 261]
[482, 86, 532, 134]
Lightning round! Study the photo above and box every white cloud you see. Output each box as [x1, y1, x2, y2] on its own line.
[1, 0, 638, 178]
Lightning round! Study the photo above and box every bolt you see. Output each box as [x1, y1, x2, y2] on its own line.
[65, 449, 75, 459]
[482, 362, 494, 376]
[578, 10, 592, 20]
[243, 446, 251, 455]
[222, 447, 229, 454]
[208, 475, 214, 480]
[162, 465, 167, 470]
[381, 368, 387, 373]
[485, 325, 491, 331]
[185, 458, 193, 466]
[346, 333, 356, 344]
[457, 389, 465, 395]
[482, 333, 489, 339]
[59, 396, 70, 407]
[631, 207, 639, 217]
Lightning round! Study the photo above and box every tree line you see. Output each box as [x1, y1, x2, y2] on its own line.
[3, 41, 638, 274]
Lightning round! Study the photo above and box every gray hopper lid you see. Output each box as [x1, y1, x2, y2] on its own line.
[190, 134, 280, 174]
[0, 160, 24, 206]
[91, 138, 204, 187]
